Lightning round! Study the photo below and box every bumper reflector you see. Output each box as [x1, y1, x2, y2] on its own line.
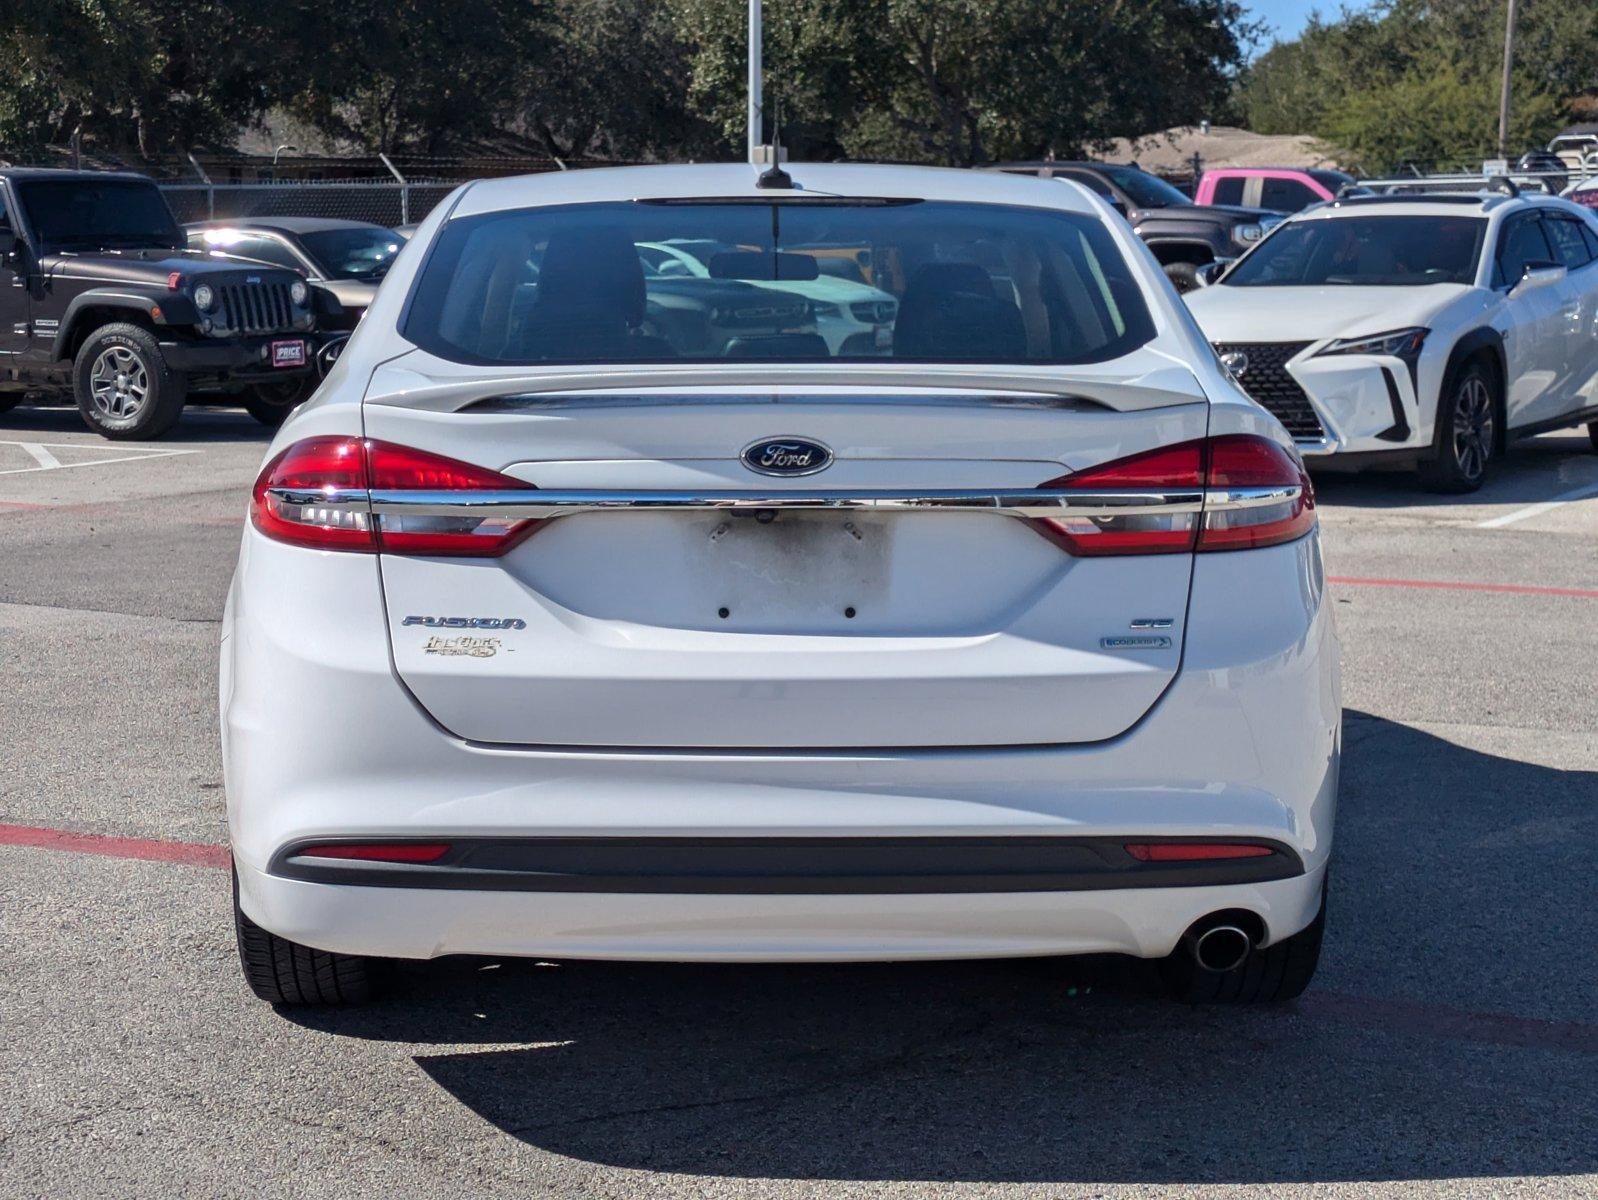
[1124, 842, 1274, 862]
[296, 843, 451, 863]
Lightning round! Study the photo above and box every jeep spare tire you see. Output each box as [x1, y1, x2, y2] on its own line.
[73, 323, 187, 440]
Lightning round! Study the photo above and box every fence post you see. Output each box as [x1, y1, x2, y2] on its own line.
[187, 152, 214, 219]
[379, 153, 408, 225]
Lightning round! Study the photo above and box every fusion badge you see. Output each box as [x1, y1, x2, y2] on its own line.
[403, 616, 527, 630]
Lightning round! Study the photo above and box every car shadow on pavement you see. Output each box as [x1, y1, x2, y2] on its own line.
[285, 710, 1597, 1186]
[0, 399, 276, 444]
[1310, 430, 1598, 509]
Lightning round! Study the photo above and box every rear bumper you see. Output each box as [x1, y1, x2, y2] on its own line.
[270, 834, 1304, 894]
[235, 858, 1328, 962]
[222, 526, 1341, 962]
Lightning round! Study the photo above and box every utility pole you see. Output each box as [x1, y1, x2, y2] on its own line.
[1497, 0, 1518, 158]
[747, 0, 763, 164]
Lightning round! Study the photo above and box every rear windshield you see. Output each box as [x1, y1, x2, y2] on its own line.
[403, 200, 1155, 365]
[1224, 215, 1487, 287]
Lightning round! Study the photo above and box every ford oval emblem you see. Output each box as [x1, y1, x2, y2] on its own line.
[741, 437, 833, 477]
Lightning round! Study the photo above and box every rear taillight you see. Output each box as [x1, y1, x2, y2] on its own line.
[1199, 435, 1316, 551]
[251, 436, 374, 551]
[1032, 442, 1204, 556]
[1031, 434, 1314, 556]
[366, 441, 541, 556]
[251, 437, 539, 556]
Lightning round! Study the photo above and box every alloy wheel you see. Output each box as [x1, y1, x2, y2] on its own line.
[89, 346, 150, 421]
[1451, 376, 1494, 481]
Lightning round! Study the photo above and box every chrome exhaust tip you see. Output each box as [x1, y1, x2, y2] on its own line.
[1189, 923, 1253, 973]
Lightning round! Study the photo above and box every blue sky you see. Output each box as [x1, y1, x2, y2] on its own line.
[1248, 1, 1375, 52]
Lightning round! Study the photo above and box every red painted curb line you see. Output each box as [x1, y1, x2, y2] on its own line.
[0, 822, 230, 869]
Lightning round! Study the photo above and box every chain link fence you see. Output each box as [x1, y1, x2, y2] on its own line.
[160, 180, 462, 226]
[132, 154, 627, 228]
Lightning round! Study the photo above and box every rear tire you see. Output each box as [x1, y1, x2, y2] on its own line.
[242, 378, 314, 427]
[72, 323, 186, 440]
[233, 869, 373, 1005]
[1163, 262, 1201, 294]
[1161, 883, 1326, 1005]
[1418, 360, 1496, 493]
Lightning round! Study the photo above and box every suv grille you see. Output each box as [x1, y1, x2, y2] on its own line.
[1212, 341, 1323, 439]
[217, 281, 295, 334]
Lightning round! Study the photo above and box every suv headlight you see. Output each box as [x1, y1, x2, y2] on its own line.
[1235, 222, 1264, 243]
[1315, 327, 1428, 362]
[290, 280, 310, 306]
[192, 284, 215, 312]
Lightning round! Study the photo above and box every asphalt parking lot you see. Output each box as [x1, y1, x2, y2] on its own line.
[2, 400, 1595, 1199]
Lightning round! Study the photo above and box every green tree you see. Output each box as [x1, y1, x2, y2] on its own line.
[1240, 0, 1598, 173]
[675, 0, 1257, 166]
[1, 0, 274, 159]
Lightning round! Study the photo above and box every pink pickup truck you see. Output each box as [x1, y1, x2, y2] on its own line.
[1195, 167, 1355, 213]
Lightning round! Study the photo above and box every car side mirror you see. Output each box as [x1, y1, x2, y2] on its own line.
[1513, 260, 1566, 295]
[1195, 262, 1226, 288]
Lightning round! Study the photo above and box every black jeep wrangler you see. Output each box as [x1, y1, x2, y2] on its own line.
[996, 161, 1285, 293]
[0, 169, 321, 439]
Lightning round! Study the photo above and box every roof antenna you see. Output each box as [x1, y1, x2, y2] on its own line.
[757, 94, 794, 189]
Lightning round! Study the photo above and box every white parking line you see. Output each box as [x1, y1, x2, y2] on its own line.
[1477, 482, 1598, 529]
[19, 443, 62, 470]
[0, 440, 198, 477]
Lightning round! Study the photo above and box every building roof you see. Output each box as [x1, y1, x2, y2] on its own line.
[1102, 125, 1347, 172]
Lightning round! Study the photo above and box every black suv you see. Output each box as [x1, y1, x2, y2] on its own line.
[0, 169, 320, 438]
[996, 161, 1285, 292]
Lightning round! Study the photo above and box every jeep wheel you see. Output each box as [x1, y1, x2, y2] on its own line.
[1163, 262, 1202, 294]
[73, 323, 187, 440]
[242, 378, 314, 428]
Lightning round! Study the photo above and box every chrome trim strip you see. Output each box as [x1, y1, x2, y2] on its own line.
[371, 488, 1206, 521]
[270, 484, 1298, 521]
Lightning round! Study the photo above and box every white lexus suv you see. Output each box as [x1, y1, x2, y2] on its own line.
[1185, 188, 1598, 491]
[222, 164, 1341, 1007]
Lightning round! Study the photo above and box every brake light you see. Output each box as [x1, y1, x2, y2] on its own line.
[367, 441, 541, 557]
[250, 437, 540, 556]
[1031, 434, 1313, 556]
[1031, 441, 1203, 556]
[251, 436, 374, 551]
[1199, 435, 1316, 552]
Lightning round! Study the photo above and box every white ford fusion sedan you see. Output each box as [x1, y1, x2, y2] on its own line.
[222, 163, 1340, 1007]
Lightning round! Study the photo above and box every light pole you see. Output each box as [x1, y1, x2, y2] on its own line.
[1497, 0, 1518, 159]
[748, 0, 763, 164]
